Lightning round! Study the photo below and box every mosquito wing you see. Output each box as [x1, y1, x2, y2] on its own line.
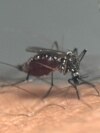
[26, 46, 66, 55]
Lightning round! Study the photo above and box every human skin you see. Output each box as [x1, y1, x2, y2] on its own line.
[0, 83, 100, 133]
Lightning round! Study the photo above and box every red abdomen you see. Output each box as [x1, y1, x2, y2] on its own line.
[25, 55, 59, 76]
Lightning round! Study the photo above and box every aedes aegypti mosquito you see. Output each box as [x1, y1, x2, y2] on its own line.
[0, 42, 99, 99]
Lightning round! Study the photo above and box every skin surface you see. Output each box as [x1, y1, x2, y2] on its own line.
[0, 82, 100, 133]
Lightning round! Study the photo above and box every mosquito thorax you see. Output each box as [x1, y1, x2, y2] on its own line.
[58, 56, 68, 74]
[34, 53, 59, 62]
[66, 50, 80, 74]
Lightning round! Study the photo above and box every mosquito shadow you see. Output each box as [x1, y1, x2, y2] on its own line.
[0, 83, 99, 101]
[41, 83, 100, 100]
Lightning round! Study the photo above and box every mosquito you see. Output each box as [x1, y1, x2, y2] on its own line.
[0, 44, 99, 99]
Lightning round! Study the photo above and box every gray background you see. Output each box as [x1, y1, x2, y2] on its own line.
[0, 0, 100, 65]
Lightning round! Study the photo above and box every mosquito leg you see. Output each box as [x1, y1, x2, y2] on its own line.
[43, 85, 53, 98]
[78, 49, 87, 62]
[79, 78, 100, 96]
[1, 79, 26, 87]
[68, 79, 80, 99]
[26, 72, 30, 81]
[1, 73, 30, 87]
[43, 72, 54, 98]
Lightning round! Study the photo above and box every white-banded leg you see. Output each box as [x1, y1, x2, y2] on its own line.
[79, 77, 100, 96]
[68, 78, 80, 99]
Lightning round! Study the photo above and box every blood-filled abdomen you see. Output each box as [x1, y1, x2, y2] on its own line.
[24, 55, 60, 76]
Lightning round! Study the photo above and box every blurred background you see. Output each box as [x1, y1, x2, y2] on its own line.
[0, 0, 100, 63]
[0, 0, 100, 83]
